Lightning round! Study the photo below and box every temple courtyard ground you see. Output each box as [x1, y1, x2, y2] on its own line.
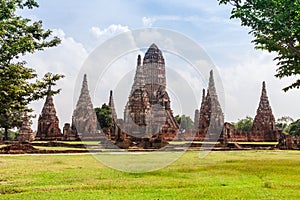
[0, 150, 299, 199]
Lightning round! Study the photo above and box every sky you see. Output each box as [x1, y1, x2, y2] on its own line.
[18, 0, 300, 130]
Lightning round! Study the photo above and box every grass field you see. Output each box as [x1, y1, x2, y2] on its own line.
[32, 146, 87, 151]
[0, 150, 300, 199]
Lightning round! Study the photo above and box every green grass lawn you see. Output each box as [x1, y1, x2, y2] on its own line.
[32, 146, 87, 151]
[0, 151, 299, 199]
[63, 141, 100, 145]
[231, 142, 279, 145]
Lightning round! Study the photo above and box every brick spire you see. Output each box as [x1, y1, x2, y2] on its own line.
[207, 70, 224, 134]
[41, 85, 57, 117]
[72, 74, 98, 137]
[109, 90, 117, 120]
[208, 70, 218, 100]
[253, 81, 275, 131]
[258, 81, 271, 110]
[143, 43, 165, 64]
[197, 70, 224, 138]
[130, 55, 145, 94]
[36, 85, 61, 139]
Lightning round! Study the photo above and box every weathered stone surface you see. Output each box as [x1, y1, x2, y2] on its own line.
[253, 81, 276, 132]
[109, 90, 117, 121]
[207, 70, 224, 135]
[18, 112, 35, 142]
[221, 81, 279, 143]
[72, 74, 98, 138]
[194, 70, 224, 141]
[62, 123, 78, 141]
[193, 109, 200, 130]
[36, 86, 62, 140]
[120, 44, 179, 147]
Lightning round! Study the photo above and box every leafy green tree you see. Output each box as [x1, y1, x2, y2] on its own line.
[95, 104, 113, 129]
[218, 0, 300, 91]
[287, 119, 300, 137]
[175, 115, 193, 131]
[175, 115, 181, 125]
[0, 129, 19, 140]
[276, 116, 294, 133]
[0, 0, 63, 140]
[232, 116, 253, 131]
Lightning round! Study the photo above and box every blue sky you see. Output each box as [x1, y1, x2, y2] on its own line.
[19, 0, 300, 129]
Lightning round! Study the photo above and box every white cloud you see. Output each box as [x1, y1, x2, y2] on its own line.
[142, 17, 155, 27]
[218, 50, 300, 122]
[24, 25, 135, 131]
[142, 15, 237, 27]
[90, 24, 130, 40]
[24, 29, 88, 130]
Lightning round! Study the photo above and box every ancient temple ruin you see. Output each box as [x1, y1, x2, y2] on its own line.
[253, 81, 276, 132]
[18, 112, 35, 142]
[109, 90, 117, 121]
[222, 81, 279, 142]
[27, 41, 293, 149]
[36, 86, 62, 140]
[71, 74, 98, 139]
[112, 44, 179, 148]
[192, 70, 224, 141]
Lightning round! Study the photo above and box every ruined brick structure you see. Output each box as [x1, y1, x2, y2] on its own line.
[36, 86, 62, 140]
[115, 44, 179, 148]
[253, 81, 276, 132]
[18, 112, 35, 142]
[109, 90, 117, 121]
[222, 82, 279, 142]
[71, 74, 98, 139]
[103, 90, 122, 141]
[193, 109, 199, 130]
[62, 123, 79, 141]
[192, 70, 224, 141]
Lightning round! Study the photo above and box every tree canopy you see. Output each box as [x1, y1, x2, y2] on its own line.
[95, 104, 113, 129]
[175, 115, 194, 131]
[276, 116, 294, 133]
[0, 0, 63, 140]
[288, 119, 300, 137]
[218, 0, 300, 91]
[232, 116, 253, 131]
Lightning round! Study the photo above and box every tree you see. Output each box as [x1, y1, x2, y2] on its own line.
[232, 116, 253, 131]
[95, 104, 113, 129]
[218, 0, 300, 91]
[0, 129, 18, 140]
[0, 0, 63, 140]
[276, 116, 294, 133]
[175, 115, 193, 131]
[288, 119, 300, 137]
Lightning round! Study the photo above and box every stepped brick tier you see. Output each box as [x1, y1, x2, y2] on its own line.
[36, 86, 63, 140]
[71, 74, 99, 140]
[106, 44, 179, 148]
[222, 82, 280, 143]
[17, 112, 35, 142]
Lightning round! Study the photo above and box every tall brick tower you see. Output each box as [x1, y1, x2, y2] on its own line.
[72, 74, 98, 138]
[123, 44, 178, 141]
[252, 81, 276, 131]
[36, 86, 62, 140]
[197, 70, 224, 140]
